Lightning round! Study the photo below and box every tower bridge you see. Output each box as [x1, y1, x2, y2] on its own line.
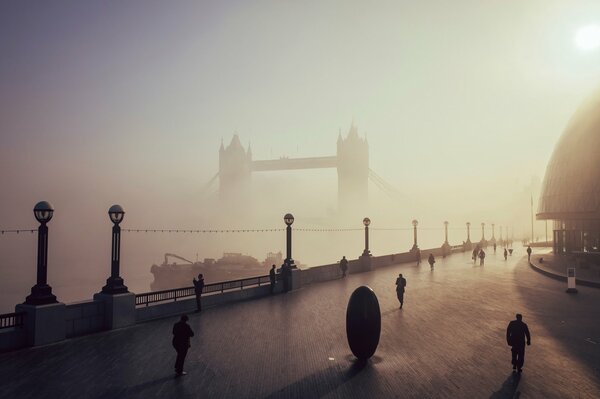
[215, 122, 397, 214]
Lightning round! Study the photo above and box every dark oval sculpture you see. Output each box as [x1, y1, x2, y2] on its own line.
[346, 285, 381, 360]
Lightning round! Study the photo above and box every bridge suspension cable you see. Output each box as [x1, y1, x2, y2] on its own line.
[368, 169, 402, 201]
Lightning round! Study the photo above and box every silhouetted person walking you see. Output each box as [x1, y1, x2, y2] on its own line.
[506, 314, 531, 373]
[526, 246, 532, 262]
[340, 256, 348, 277]
[395, 273, 407, 308]
[493, 243, 497, 253]
[472, 247, 478, 264]
[504, 248, 508, 261]
[172, 315, 194, 376]
[416, 248, 421, 265]
[269, 264, 276, 294]
[479, 249, 486, 266]
[193, 273, 204, 312]
[428, 253, 435, 269]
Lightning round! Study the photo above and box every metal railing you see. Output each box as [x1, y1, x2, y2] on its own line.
[135, 274, 273, 307]
[0, 312, 25, 329]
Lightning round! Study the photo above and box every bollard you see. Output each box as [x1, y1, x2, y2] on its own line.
[566, 268, 578, 293]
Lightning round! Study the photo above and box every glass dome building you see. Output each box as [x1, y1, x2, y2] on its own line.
[537, 90, 600, 254]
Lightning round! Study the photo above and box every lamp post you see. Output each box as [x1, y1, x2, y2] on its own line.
[362, 217, 371, 256]
[101, 205, 128, 294]
[25, 201, 58, 305]
[481, 222, 486, 243]
[443, 221, 449, 244]
[411, 219, 419, 251]
[284, 213, 295, 267]
[466, 222, 471, 243]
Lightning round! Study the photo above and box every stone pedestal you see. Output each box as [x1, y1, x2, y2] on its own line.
[289, 268, 302, 291]
[15, 302, 66, 347]
[358, 254, 372, 272]
[441, 242, 451, 257]
[93, 292, 136, 330]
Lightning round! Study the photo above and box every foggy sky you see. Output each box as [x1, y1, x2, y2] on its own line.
[1, 1, 600, 310]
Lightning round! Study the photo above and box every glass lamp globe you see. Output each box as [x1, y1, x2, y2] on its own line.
[284, 213, 295, 226]
[34, 201, 54, 223]
[108, 204, 125, 225]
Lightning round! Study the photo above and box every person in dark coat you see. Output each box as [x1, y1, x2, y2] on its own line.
[506, 313, 531, 373]
[428, 253, 435, 269]
[493, 243, 497, 253]
[526, 246, 532, 262]
[478, 249, 486, 266]
[172, 315, 194, 376]
[269, 264, 276, 294]
[340, 256, 348, 277]
[504, 248, 508, 261]
[193, 273, 205, 312]
[395, 273, 407, 308]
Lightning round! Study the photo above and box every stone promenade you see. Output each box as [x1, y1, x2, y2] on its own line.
[1, 249, 599, 398]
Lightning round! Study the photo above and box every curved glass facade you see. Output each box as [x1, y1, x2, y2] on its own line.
[538, 89, 600, 254]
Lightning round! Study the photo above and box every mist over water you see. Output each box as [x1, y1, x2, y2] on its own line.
[2, 1, 600, 313]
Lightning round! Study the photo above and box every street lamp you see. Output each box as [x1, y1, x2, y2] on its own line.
[466, 222, 471, 243]
[101, 205, 128, 294]
[481, 222, 486, 244]
[25, 201, 58, 305]
[362, 217, 371, 256]
[443, 221, 449, 244]
[411, 219, 419, 251]
[284, 213, 295, 267]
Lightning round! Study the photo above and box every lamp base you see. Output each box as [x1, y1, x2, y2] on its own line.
[24, 284, 58, 305]
[101, 276, 129, 295]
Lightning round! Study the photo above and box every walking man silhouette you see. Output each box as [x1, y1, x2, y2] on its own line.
[269, 264, 276, 294]
[479, 249, 486, 266]
[172, 315, 194, 376]
[395, 273, 407, 308]
[506, 314, 531, 373]
[504, 248, 508, 261]
[428, 253, 435, 269]
[526, 246, 532, 262]
[193, 273, 204, 312]
[340, 256, 348, 277]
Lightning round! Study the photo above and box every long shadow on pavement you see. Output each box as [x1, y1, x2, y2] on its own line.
[262, 358, 373, 399]
[489, 373, 521, 399]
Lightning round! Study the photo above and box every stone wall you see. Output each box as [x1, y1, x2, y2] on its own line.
[64, 300, 105, 338]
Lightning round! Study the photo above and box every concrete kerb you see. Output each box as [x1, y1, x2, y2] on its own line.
[528, 259, 600, 289]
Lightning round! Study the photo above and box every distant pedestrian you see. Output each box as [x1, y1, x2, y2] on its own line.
[340, 256, 348, 277]
[504, 248, 508, 261]
[472, 248, 478, 264]
[526, 246, 532, 262]
[479, 249, 486, 266]
[428, 253, 435, 269]
[172, 315, 194, 376]
[193, 273, 205, 312]
[416, 248, 421, 265]
[395, 273, 407, 308]
[506, 314, 531, 373]
[269, 264, 276, 294]
[493, 243, 497, 253]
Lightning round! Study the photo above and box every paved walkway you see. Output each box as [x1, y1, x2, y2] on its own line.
[1, 249, 599, 399]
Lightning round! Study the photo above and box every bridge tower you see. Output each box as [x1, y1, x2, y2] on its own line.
[219, 135, 252, 201]
[337, 123, 369, 217]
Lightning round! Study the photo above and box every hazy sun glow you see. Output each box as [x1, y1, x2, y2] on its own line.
[575, 25, 600, 50]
